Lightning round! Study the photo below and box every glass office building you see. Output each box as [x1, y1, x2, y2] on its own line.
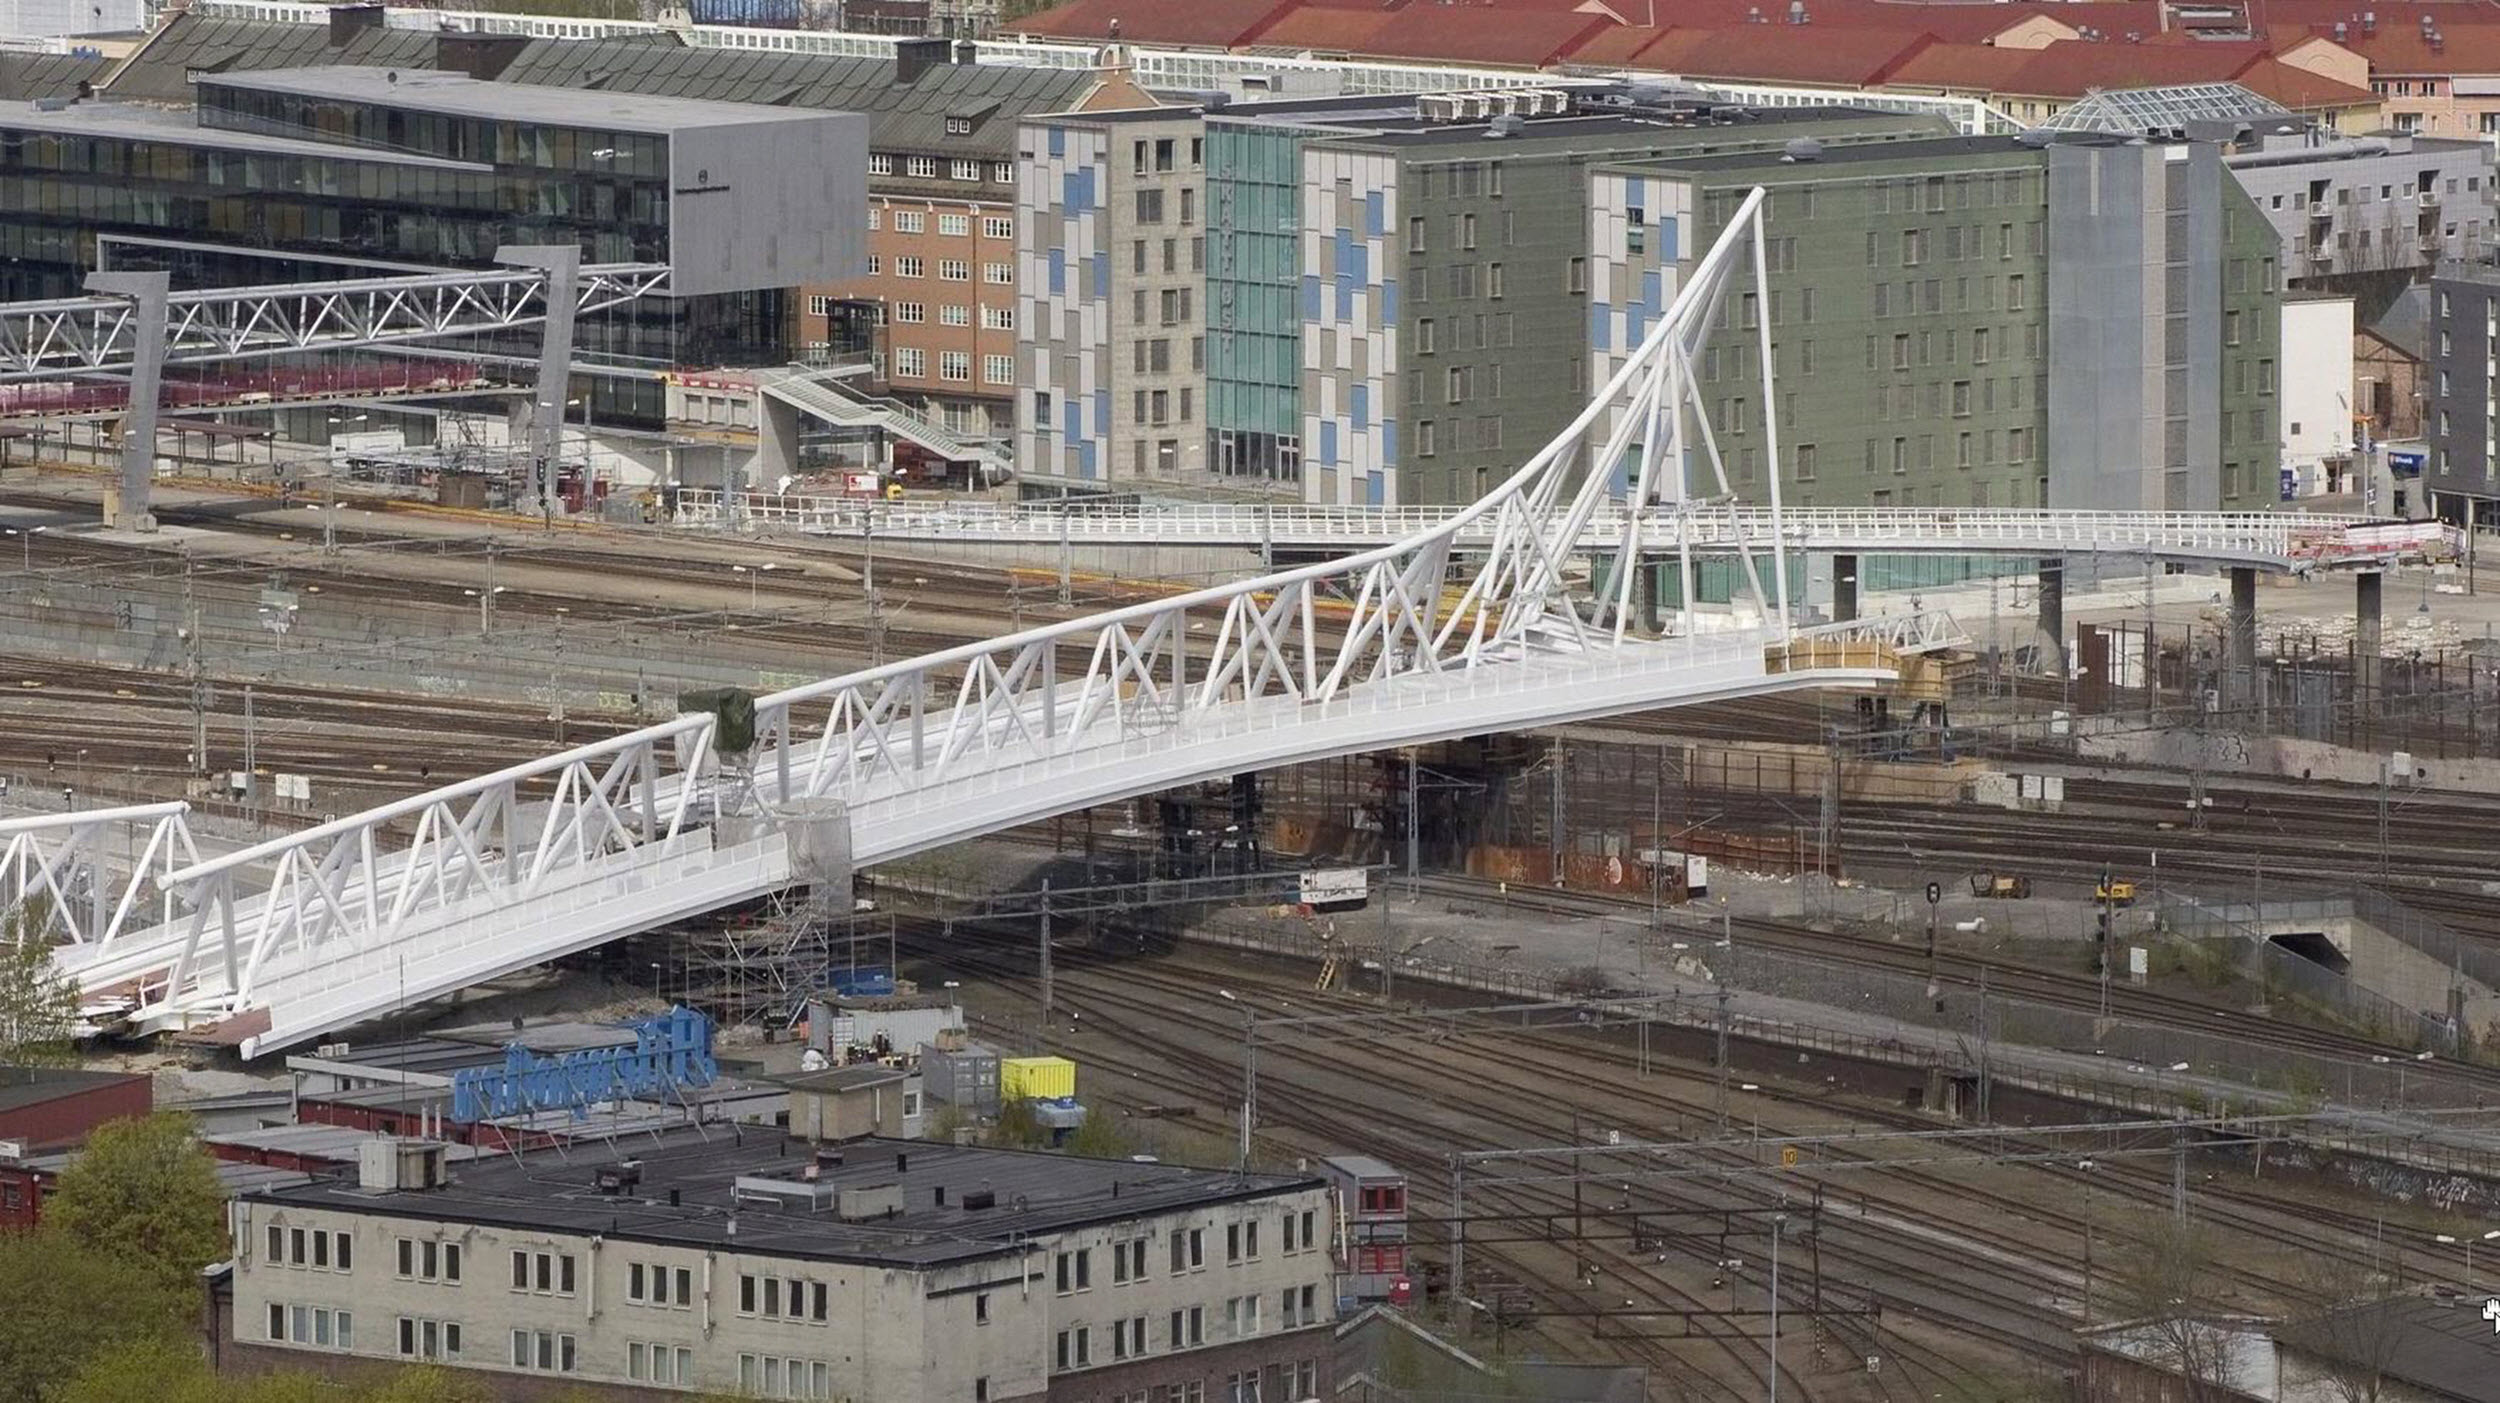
[0, 66, 864, 424]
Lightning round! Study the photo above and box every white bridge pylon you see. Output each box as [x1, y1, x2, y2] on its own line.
[18, 189, 1904, 1058]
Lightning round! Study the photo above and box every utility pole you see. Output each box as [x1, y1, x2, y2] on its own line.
[1037, 878, 1053, 1028]
[2173, 1122, 2190, 1224]
[2098, 864, 2114, 1021]
[242, 684, 256, 816]
[183, 548, 205, 776]
[1405, 751, 1419, 898]
[1768, 1213, 1786, 1403]
[1714, 981, 1731, 1134]
[2079, 1159, 2097, 1323]
[1239, 1015, 1256, 1170]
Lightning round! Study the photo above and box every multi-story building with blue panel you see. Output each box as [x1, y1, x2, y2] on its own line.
[1014, 86, 1939, 503]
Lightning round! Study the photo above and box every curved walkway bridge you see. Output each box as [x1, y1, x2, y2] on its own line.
[0, 190, 2403, 1058]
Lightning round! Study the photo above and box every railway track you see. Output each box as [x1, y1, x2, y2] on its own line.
[869, 914, 2407, 1402]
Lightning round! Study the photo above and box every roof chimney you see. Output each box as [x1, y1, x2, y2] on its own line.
[328, 1, 385, 45]
[893, 37, 953, 86]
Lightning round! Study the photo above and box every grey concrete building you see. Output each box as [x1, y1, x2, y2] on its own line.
[1593, 130, 2281, 530]
[225, 1135, 1337, 1403]
[2045, 137, 2282, 513]
[2224, 121, 2497, 311]
[2425, 258, 2500, 528]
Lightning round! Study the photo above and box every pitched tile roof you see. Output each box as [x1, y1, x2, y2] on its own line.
[1880, 40, 2036, 91]
[1992, 37, 2275, 97]
[1631, 24, 1937, 86]
[2232, 53, 2380, 107]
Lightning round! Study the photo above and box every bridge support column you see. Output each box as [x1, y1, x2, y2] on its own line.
[1635, 555, 1661, 634]
[1831, 554, 1859, 623]
[496, 244, 580, 524]
[2355, 569, 2382, 712]
[2227, 566, 2259, 711]
[84, 270, 169, 533]
[754, 396, 799, 502]
[2036, 558, 2064, 673]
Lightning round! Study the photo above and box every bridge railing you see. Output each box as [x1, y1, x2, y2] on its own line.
[674, 492, 2439, 565]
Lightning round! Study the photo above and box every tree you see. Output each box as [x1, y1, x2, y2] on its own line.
[0, 904, 80, 1067]
[0, 1229, 189, 1403]
[54, 1334, 221, 1403]
[45, 1112, 230, 1295]
[2280, 1254, 2408, 1403]
[2110, 1219, 2244, 1403]
[1064, 1108, 1134, 1160]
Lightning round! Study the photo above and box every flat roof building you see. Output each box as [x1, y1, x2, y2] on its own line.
[0, 64, 866, 426]
[227, 1133, 1336, 1402]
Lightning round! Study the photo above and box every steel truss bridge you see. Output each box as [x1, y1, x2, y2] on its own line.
[18, 193, 1925, 1056]
[0, 263, 671, 379]
[675, 493, 2457, 574]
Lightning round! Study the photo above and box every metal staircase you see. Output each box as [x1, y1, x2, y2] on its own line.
[755, 364, 1013, 484]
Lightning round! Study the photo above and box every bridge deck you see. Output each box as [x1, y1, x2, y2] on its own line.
[679, 495, 2455, 571]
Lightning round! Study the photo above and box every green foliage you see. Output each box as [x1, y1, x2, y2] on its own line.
[54, 1335, 221, 1403]
[1063, 1107, 1134, 1159]
[0, 904, 81, 1066]
[987, 1097, 1049, 1149]
[0, 1228, 190, 1403]
[45, 1112, 231, 1295]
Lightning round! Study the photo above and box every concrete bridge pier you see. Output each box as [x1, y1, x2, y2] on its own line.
[2036, 558, 2064, 672]
[2228, 565, 2259, 710]
[2355, 569, 2383, 705]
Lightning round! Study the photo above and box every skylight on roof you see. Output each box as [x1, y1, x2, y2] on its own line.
[2037, 82, 2289, 134]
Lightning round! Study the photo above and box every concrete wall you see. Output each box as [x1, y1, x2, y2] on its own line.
[2279, 296, 2358, 497]
[667, 113, 869, 298]
[2048, 141, 2161, 511]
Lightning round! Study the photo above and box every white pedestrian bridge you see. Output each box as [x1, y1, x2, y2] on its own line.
[0, 190, 2341, 1057]
[678, 495, 2456, 574]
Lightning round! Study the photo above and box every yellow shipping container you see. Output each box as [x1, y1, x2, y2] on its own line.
[1000, 1055, 1077, 1102]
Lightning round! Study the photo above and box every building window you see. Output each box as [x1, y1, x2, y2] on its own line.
[1169, 1305, 1206, 1347]
[395, 1237, 457, 1282]
[894, 210, 926, 235]
[984, 262, 1012, 285]
[269, 1302, 353, 1351]
[907, 156, 939, 179]
[509, 1250, 574, 1296]
[939, 213, 970, 237]
[868, 154, 894, 176]
[866, 254, 883, 276]
[805, 294, 835, 318]
[397, 1317, 459, 1360]
[940, 259, 971, 282]
[1057, 1249, 1093, 1294]
[1170, 1227, 1205, 1273]
[940, 304, 971, 327]
[1055, 1325, 1093, 1369]
[940, 352, 972, 383]
[981, 305, 1015, 331]
[952, 158, 980, 181]
[895, 301, 925, 323]
[895, 256, 924, 279]
[1566, 257, 1587, 293]
[512, 1330, 580, 1370]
